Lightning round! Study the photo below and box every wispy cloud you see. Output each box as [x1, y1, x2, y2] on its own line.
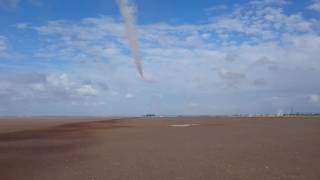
[205, 5, 228, 13]
[0, 0, 41, 9]
[0, 36, 9, 58]
[0, 0, 20, 9]
[2, 0, 320, 115]
[249, 0, 289, 6]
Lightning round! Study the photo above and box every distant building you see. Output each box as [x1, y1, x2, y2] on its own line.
[145, 114, 156, 117]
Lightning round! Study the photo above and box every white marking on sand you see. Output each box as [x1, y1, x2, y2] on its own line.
[168, 124, 199, 128]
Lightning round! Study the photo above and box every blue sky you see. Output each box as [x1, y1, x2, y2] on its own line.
[0, 0, 320, 116]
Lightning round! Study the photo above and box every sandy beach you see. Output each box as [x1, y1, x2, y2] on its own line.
[0, 117, 320, 180]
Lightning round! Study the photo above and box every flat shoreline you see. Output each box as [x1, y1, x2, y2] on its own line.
[1, 117, 320, 180]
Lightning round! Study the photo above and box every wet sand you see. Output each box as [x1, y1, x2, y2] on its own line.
[0, 117, 320, 180]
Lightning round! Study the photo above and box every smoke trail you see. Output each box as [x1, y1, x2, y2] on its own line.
[118, 0, 144, 79]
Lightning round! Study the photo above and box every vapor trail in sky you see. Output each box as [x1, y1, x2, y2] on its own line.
[119, 0, 144, 79]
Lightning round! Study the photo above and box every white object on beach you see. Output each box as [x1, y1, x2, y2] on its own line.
[168, 124, 199, 127]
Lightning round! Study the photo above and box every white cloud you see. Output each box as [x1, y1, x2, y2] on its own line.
[31, 83, 46, 92]
[32, 17, 127, 63]
[15, 22, 31, 29]
[27, 3, 320, 100]
[249, 0, 289, 7]
[47, 73, 74, 89]
[125, 93, 134, 98]
[2, 1, 320, 115]
[0, 72, 103, 104]
[309, 94, 320, 104]
[77, 85, 97, 96]
[308, 0, 320, 12]
[0, 81, 12, 95]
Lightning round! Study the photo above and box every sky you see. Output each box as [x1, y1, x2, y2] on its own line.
[0, 0, 320, 116]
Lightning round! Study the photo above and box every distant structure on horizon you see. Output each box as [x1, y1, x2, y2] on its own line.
[140, 112, 320, 118]
[232, 113, 320, 118]
[144, 114, 156, 117]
